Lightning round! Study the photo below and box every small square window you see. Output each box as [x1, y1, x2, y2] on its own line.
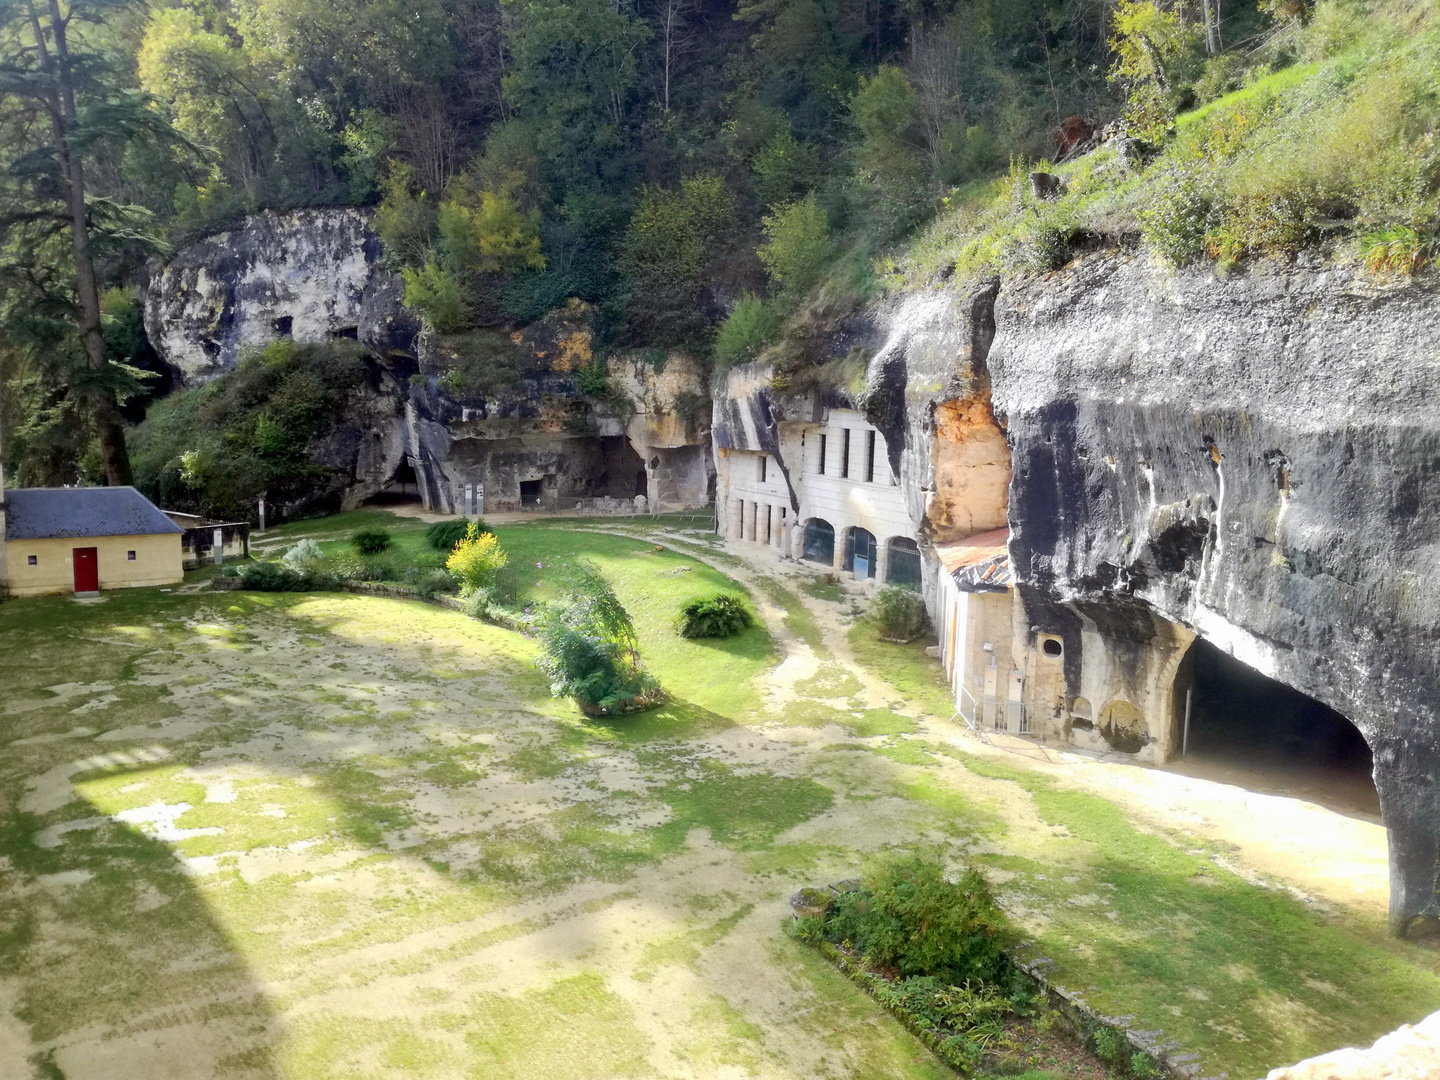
[127, 550, 137, 561]
[27, 555, 38, 566]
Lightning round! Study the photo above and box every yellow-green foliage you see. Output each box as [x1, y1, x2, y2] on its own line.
[896, 1, 1440, 282]
[1108, 1, 1201, 140]
[445, 523, 507, 589]
[759, 194, 833, 297]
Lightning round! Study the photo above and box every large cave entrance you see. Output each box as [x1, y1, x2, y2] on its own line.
[365, 459, 423, 506]
[1173, 638, 1379, 818]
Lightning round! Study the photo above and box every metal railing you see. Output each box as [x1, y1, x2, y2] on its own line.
[957, 683, 1034, 737]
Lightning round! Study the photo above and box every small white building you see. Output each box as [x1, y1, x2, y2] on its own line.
[933, 529, 1022, 732]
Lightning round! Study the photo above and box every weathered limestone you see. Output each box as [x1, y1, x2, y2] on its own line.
[1265, 1008, 1440, 1079]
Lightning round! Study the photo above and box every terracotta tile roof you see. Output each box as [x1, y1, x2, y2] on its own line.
[4, 487, 184, 541]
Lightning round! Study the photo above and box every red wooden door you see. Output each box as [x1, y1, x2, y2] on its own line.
[73, 547, 99, 593]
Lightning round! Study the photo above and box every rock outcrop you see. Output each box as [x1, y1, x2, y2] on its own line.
[1266, 1007, 1440, 1079]
[145, 209, 415, 383]
[143, 210, 713, 516]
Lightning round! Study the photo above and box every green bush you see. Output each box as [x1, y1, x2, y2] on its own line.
[350, 529, 392, 555]
[714, 295, 782, 368]
[677, 593, 754, 639]
[1131, 1050, 1161, 1079]
[759, 194, 834, 298]
[535, 560, 663, 715]
[1092, 1025, 1124, 1062]
[827, 852, 1010, 985]
[871, 586, 929, 641]
[236, 560, 339, 592]
[426, 518, 479, 552]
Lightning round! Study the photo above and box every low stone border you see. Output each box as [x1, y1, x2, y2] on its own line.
[791, 884, 1211, 1080]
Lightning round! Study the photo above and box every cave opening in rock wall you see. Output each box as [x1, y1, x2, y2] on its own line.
[1175, 638, 1379, 818]
[365, 459, 422, 506]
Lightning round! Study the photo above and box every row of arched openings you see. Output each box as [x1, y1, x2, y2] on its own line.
[802, 520, 921, 588]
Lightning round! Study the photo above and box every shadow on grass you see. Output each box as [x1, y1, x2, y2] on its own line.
[0, 802, 281, 1077]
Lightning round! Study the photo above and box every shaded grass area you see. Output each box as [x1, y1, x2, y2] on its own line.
[960, 758, 1440, 1074]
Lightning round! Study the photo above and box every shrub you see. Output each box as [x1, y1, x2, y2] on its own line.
[677, 593, 754, 639]
[827, 852, 1010, 985]
[714, 295, 782, 368]
[350, 529, 392, 555]
[445, 523, 507, 589]
[282, 539, 323, 568]
[535, 559, 662, 715]
[872, 586, 929, 641]
[426, 518, 479, 552]
[236, 560, 339, 592]
[1131, 1051, 1161, 1079]
[1092, 1025, 1125, 1063]
[328, 552, 404, 582]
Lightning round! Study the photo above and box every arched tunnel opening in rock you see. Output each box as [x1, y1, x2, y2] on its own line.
[1174, 638, 1379, 818]
[364, 458, 423, 506]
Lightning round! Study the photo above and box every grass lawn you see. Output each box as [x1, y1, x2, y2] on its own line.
[2, 510, 1437, 1079]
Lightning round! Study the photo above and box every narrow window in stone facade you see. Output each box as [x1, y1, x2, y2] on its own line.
[866, 431, 876, 483]
[818, 434, 827, 475]
[758, 456, 767, 483]
[841, 429, 851, 478]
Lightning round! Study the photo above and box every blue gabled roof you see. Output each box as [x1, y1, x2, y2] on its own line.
[3, 487, 184, 541]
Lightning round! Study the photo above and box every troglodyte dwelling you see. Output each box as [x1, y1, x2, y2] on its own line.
[0, 481, 184, 598]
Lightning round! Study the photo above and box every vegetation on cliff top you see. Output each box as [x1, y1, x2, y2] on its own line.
[4, 0, 1436, 484]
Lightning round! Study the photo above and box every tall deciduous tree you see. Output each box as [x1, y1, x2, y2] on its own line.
[0, 0, 177, 485]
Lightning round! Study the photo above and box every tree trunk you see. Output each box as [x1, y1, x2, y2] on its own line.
[29, 0, 133, 486]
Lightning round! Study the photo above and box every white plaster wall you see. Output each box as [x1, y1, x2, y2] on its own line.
[792, 410, 914, 581]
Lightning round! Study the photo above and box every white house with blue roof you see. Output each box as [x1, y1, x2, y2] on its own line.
[0, 471, 184, 597]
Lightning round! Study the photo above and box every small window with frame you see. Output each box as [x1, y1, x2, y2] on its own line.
[127, 550, 137, 561]
[27, 555, 38, 566]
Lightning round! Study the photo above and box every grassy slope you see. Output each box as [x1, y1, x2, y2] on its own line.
[895, 0, 1440, 288]
[2, 511, 1438, 1078]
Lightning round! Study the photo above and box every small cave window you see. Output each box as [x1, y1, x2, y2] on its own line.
[329, 325, 359, 340]
[127, 550, 137, 561]
[1070, 696, 1093, 729]
[1042, 637, 1063, 658]
[272, 316, 294, 337]
[27, 555, 38, 566]
[758, 456, 767, 483]
[520, 479, 543, 506]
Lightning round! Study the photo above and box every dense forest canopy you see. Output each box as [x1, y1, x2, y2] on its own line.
[2, 0, 1436, 490]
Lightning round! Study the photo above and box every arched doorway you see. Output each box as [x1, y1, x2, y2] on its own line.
[1175, 638, 1378, 816]
[886, 537, 921, 589]
[844, 527, 878, 579]
[802, 519, 834, 565]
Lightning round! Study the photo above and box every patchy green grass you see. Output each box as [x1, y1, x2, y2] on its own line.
[848, 616, 955, 719]
[3, 511, 1438, 1079]
[961, 759, 1440, 1074]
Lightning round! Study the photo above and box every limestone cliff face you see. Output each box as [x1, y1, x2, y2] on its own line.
[143, 210, 713, 515]
[713, 255, 1440, 935]
[977, 254, 1440, 935]
[144, 209, 415, 382]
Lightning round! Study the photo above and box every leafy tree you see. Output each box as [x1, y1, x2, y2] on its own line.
[758, 194, 833, 298]
[752, 129, 822, 209]
[1109, 0, 1203, 140]
[619, 173, 734, 344]
[0, 0, 186, 485]
[851, 66, 930, 236]
[500, 0, 650, 194]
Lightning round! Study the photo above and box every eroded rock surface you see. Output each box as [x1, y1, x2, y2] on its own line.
[1266, 1008, 1440, 1080]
